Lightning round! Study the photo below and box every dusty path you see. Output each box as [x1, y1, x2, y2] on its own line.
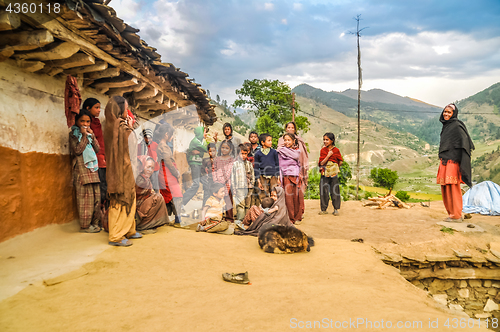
[0, 200, 498, 331]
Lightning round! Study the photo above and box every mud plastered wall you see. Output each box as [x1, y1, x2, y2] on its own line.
[0, 62, 108, 242]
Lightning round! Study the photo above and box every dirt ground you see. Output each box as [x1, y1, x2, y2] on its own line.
[0, 199, 499, 331]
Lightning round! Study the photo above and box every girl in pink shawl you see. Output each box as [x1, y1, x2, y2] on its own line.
[278, 133, 303, 224]
[278, 122, 308, 215]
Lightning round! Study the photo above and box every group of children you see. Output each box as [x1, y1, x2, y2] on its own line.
[70, 97, 345, 243]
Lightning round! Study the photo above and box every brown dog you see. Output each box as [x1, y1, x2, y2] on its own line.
[258, 224, 314, 254]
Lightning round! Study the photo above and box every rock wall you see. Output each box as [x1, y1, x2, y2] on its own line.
[377, 249, 500, 328]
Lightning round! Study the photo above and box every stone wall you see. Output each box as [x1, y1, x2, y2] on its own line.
[376, 248, 500, 329]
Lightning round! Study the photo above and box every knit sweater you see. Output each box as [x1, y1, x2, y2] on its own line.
[254, 149, 280, 178]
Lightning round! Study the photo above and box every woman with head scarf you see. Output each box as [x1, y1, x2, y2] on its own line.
[235, 187, 293, 236]
[215, 123, 241, 158]
[135, 156, 171, 232]
[278, 122, 308, 214]
[437, 103, 474, 222]
[104, 96, 142, 246]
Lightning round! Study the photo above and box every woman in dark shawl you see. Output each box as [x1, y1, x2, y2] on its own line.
[437, 103, 474, 222]
[104, 96, 141, 246]
[235, 187, 293, 236]
[135, 156, 171, 232]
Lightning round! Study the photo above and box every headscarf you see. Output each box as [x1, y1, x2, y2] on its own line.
[137, 155, 154, 175]
[235, 187, 293, 236]
[104, 96, 137, 214]
[439, 103, 475, 187]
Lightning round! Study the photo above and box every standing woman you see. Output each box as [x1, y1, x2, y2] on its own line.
[104, 96, 142, 247]
[213, 140, 235, 222]
[437, 103, 474, 222]
[278, 122, 308, 213]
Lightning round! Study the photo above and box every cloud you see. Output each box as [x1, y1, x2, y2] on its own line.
[108, 0, 500, 106]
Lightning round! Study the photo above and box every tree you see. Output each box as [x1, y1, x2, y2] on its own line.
[369, 167, 398, 190]
[233, 79, 310, 146]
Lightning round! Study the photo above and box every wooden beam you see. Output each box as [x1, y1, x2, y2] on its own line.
[150, 92, 163, 104]
[139, 104, 178, 113]
[38, 66, 64, 77]
[0, 11, 20, 31]
[85, 67, 120, 80]
[16, 60, 45, 72]
[133, 86, 158, 100]
[64, 61, 108, 74]
[132, 81, 147, 92]
[15, 41, 80, 61]
[0, 46, 15, 62]
[93, 77, 138, 90]
[11, 4, 184, 104]
[107, 86, 136, 96]
[0, 30, 53, 51]
[44, 52, 95, 69]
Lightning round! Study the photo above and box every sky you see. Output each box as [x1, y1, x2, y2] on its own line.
[112, 0, 500, 107]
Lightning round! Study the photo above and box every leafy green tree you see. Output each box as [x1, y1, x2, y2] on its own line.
[370, 167, 399, 190]
[338, 161, 352, 186]
[233, 79, 310, 146]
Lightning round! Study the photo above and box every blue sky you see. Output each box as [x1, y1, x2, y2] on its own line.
[113, 0, 500, 106]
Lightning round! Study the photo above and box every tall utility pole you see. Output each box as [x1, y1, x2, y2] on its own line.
[351, 15, 367, 200]
[292, 92, 295, 122]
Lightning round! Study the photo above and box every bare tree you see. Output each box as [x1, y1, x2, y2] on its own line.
[350, 15, 368, 199]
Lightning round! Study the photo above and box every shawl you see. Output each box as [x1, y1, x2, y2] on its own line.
[104, 97, 137, 214]
[90, 116, 106, 168]
[235, 187, 293, 236]
[71, 125, 98, 171]
[277, 146, 300, 177]
[439, 105, 475, 187]
[278, 134, 309, 186]
[64, 75, 81, 128]
[136, 156, 155, 206]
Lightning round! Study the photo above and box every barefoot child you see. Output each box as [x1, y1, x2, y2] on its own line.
[198, 183, 230, 233]
[278, 133, 303, 224]
[318, 133, 343, 216]
[69, 109, 101, 233]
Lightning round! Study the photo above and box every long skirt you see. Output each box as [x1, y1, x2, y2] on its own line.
[75, 181, 101, 229]
[136, 193, 171, 230]
[437, 159, 463, 219]
[283, 175, 304, 223]
[108, 198, 137, 242]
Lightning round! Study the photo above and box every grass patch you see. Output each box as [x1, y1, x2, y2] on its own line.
[440, 227, 454, 235]
[358, 185, 442, 201]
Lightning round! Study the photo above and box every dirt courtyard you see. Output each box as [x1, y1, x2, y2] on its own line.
[0, 199, 499, 331]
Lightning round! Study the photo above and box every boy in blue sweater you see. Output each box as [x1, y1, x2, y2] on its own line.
[254, 133, 280, 200]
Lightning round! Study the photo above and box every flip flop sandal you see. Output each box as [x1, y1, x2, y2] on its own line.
[108, 239, 133, 247]
[128, 232, 143, 239]
[79, 225, 101, 233]
[222, 271, 250, 284]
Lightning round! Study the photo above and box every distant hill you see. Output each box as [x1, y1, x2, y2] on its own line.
[292, 84, 442, 143]
[471, 148, 500, 184]
[456, 82, 500, 143]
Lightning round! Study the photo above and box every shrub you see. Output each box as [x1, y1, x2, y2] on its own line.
[395, 190, 410, 202]
[305, 167, 321, 200]
[338, 161, 352, 186]
[370, 167, 399, 190]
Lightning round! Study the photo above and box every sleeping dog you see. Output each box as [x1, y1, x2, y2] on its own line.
[258, 224, 314, 254]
